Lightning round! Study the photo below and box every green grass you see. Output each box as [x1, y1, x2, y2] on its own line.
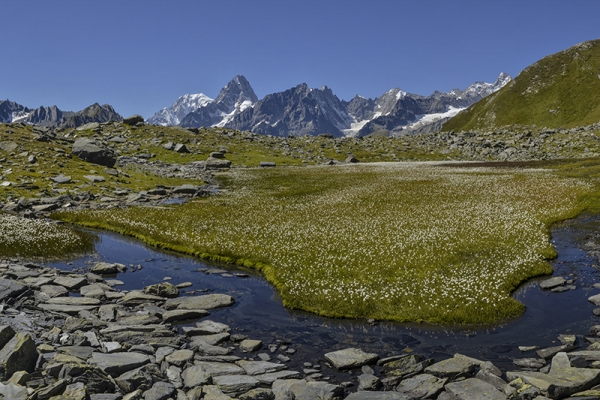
[54, 162, 593, 324]
[443, 39, 600, 131]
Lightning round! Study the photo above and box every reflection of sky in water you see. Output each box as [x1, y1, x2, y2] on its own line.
[45, 216, 600, 374]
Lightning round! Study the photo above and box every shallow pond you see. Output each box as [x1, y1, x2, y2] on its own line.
[43, 213, 600, 377]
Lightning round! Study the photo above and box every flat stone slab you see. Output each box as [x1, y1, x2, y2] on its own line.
[181, 365, 212, 389]
[540, 276, 566, 290]
[567, 351, 600, 361]
[588, 293, 600, 306]
[162, 309, 208, 323]
[324, 348, 379, 370]
[88, 352, 150, 376]
[184, 320, 231, 336]
[194, 361, 244, 377]
[272, 379, 344, 400]
[236, 360, 287, 376]
[46, 297, 101, 306]
[345, 392, 410, 400]
[254, 370, 302, 385]
[212, 374, 259, 395]
[38, 304, 99, 314]
[164, 294, 234, 310]
[445, 378, 506, 400]
[396, 373, 447, 399]
[117, 291, 165, 306]
[192, 339, 232, 356]
[53, 276, 87, 290]
[0, 279, 27, 301]
[424, 356, 476, 378]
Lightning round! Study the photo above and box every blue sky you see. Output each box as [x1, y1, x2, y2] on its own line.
[3, 1, 600, 118]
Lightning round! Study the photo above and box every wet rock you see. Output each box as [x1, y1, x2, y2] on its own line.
[237, 360, 286, 376]
[164, 294, 234, 310]
[324, 348, 379, 370]
[143, 282, 179, 298]
[445, 378, 507, 400]
[117, 291, 165, 306]
[357, 373, 382, 391]
[90, 262, 121, 274]
[254, 370, 301, 385]
[540, 276, 566, 290]
[396, 373, 446, 398]
[537, 344, 574, 360]
[239, 339, 262, 352]
[184, 320, 230, 336]
[513, 358, 547, 369]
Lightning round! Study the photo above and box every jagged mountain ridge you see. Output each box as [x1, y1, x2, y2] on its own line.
[151, 73, 511, 137]
[0, 100, 122, 128]
[442, 39, 600, 131]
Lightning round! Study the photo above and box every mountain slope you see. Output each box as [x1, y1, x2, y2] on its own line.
[58, 103, 122, 128]
[442, 39, 600, 132]
[0, 100, 30, 123]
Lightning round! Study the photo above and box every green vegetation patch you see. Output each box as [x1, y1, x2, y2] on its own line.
[0, 213, 95, 259]
[55, 163, 591, 324]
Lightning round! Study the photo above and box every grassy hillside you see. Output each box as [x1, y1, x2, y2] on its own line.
[442, 39, 600, 131]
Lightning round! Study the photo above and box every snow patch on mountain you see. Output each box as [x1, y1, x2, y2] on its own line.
[407, 106, 465, 130]
[148, 93, 213, 126]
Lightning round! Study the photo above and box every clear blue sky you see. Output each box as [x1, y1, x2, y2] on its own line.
[3, 1, 600, 118]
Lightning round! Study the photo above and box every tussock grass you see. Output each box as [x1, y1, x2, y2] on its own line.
[0, 213, 95, 259]
[55, 163, 591, 324]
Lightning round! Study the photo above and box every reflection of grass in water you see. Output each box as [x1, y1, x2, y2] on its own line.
[56, 163, 592, 324]
[0, 214, 96, 260]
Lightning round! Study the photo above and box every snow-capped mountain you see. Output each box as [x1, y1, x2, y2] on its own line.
[147, 72, 511, 137]
[147, 94, 213, 126]
[178, 75, 258, 128]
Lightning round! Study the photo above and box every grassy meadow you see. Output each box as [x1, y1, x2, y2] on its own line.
[55, 162, 594, 324]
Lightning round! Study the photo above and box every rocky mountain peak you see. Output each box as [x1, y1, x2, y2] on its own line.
[214, 75, 258, 109]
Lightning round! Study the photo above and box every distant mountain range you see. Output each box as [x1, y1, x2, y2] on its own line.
[148, 73, 511, 137]
[443, 39, 600, 132]
[0, 101, 122, 129]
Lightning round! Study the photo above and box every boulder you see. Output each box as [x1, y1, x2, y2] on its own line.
[396, 373, 446, 398]
[540, 276, 566, 290]
[239, 339, 262, 352]
[143, 282, 179, 298]
[324, 348, 379, 370]
[0, 332, 38, 380]
[162, 309, 208, 323]
[181, 365, 212, 388]
[174, 143, 189, 153]
[72, 138, 116, 167]
[143, 381, 176, 400]
[424, 355, 476, 378]
[0, 278, 27, 302]
[205, 157, 232, 170]
[123, 115, 145, 125]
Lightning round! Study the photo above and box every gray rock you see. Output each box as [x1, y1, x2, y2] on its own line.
[164, 349, 194, 367]
[205, 157, 232, 170]
[202, 385, 233, 400]
[162, 309, 209, 323]
[117, 291, 165, 306]
[237, 360, 286, 376]
[181, 365, 212, 388]
[0, 332, 37, 380]
[588, 293, 600, 306]
[89, 352, 150, 376]
[174, 143, 189, 153]
[536, 344, 574, 360]
[185, 320, 230, 335]
[53, 276, 87, 290]
[40, 284, 69, 298]
[172, 184, 199, 194]
[84, 175, 106, 182]
[164, 294, 234, 310]
[239, 339, 262, 352]
[213, 374, 259, 396]
[51, 174, 72, 183]
[272, 379, 344, 400]
[254, 370, 301, 385]
[46, 296, 101, 306]
[396, 373, 447, 398]
[357, 373, 382, 391]
[0, 382, 28, 400]
[192, 339, 232, 356]
[324, 348, 379, 370]
[506, 352, 600, 399]
[38, 304, 99, 314]
[90, 262, 120, 274]
[0, 278, 27, 301]
[144, 282, 179, 298]
[445, 378, 507, 400]
[0, 141, 18, 152]
[194, 361, 245, 377]
[424, 356, 476, 378]
[540, 276, 566, 290]
[238, 388, 275, 400]
[143, 381, 175, 400]
[345, 392, 410, 399]
[72, 138, 116, 167]
[0, 325, 15, 350]
[513, 358, 547, 369]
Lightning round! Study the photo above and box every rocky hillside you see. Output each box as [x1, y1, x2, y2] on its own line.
[443, 39, 600, 132]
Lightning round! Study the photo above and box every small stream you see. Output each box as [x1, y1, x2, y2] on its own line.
[44, 213, 600, 376]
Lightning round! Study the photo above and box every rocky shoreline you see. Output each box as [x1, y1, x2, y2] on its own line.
[0, 259, 598, 399]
